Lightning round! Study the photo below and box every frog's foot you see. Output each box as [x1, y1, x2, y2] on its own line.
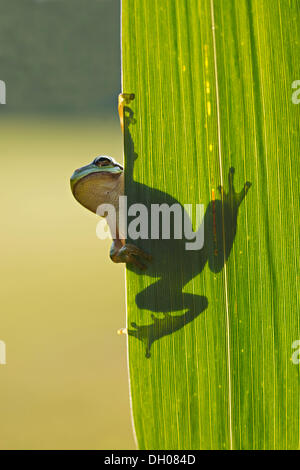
[110, 243, 152, 270]
[118, 93, 135, 106]
[218, 167, 251, 209]
[118, 93, 135, 132]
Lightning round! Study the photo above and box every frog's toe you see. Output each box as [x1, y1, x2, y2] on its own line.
[243, 181, 252, 197]
[227, 167, 252, 198]
[236, 181, 252, 204]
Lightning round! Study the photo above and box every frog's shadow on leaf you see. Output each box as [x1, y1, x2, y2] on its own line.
[123, 105, 251, 358]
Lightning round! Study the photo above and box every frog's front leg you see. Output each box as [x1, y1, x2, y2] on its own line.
[110, 239, 152, 270]
[208, 167, 252, 272]
[218, 167, 251, 211]
[131, 283, 208, 358]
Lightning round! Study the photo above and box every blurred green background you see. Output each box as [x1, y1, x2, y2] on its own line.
[0, 0, 135, 449]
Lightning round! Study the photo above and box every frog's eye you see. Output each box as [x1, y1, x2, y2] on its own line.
[94, 156, 113, 167]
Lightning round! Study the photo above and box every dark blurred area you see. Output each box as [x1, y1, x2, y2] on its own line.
[0, 0, 120, 114]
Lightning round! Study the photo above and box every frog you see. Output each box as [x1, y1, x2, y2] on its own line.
[71, 93, 251, 357]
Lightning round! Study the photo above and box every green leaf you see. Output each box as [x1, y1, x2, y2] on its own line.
[121, 0, 300, 450]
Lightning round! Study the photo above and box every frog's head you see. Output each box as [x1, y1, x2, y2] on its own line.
[70, 156, 123, 213]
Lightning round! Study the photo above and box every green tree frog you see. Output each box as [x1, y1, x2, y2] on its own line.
[70, 93, 151, 269]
